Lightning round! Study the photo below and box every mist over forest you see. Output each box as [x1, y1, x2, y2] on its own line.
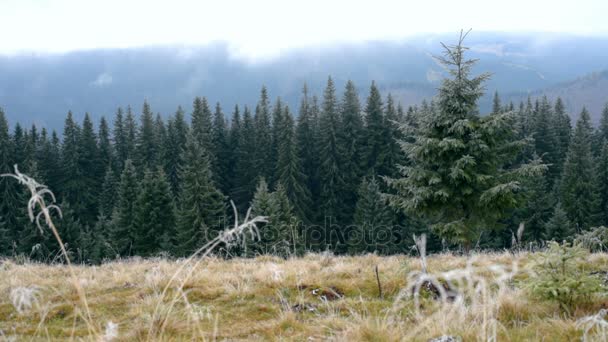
[2, 32, 608, 130]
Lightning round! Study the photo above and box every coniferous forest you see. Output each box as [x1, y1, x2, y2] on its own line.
[1, 41, 608, 264]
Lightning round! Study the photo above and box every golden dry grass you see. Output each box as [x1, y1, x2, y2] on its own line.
[1, 252, 607, 341]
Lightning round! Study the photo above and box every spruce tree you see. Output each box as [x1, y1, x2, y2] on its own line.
[533, 96, 559, 186]
[227, 105, 242, 202]
[113, 107, 128, 171]
[492, 91, 502, 114]
[363, 81, 386, 175]
[136, 101, 158, 169]
[212, 102, 230, 192]
[270, 98, 284, 185]
[165, 106, 189, 195]
[111, 159, 138, 256]
[386, 34, 542, 250]
[233, 106, 258, 210]
[99, 167, 118, 217]
[318, 77, 346, 232]
[253, 87, 273, 180]
[175, 133, 226, 256]
[191, 97, 214, 161]
[296, 86, 321, 223]
[552, 97, 571, 178]
[78, 113, 101, 224]
[560, 107, 598, 231]
[98, 116, 113, 171]
[595, 140, 608, 226]
[544, 202, 574, 242]
[379, 94, 403, 178]
[350, 177, 395, 254]
[339, 80, 364, 222]
[0, 108, 20, 255]
[132, 168, 176, 256]
[276, 105, 311, 221]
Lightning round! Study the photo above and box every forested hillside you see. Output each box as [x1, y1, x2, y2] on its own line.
[1, 36, 608, 263]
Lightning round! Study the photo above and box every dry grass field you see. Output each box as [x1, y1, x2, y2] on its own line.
[1, 251, 608, 341]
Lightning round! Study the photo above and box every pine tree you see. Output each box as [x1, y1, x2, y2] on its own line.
[544, 203, 574, 242]
[386, 34, 542, 250]
[111, 159, 138, 256]
[339, 80, 364, 222]
[248, 178, 274, 256]
[350, 177, 395, 254]
[132, 168, 176, 256]
[560, 107, 598, 231]
[175, 133, 226, 256]
[276, 105, 311, 221]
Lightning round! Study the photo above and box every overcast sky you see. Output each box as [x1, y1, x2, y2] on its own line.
[1, 0, 607, 59]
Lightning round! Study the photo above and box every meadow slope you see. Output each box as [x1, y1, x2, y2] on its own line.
[1, 252, 608, 341]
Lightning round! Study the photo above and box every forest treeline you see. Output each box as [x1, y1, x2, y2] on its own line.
[1, 42, 608, 263]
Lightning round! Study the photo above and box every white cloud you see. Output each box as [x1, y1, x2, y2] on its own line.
[90, 73, 113, 87]
[1, 0, 607, 60]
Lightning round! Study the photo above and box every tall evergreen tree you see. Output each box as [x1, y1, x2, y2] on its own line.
[78, 113, 101, 224]
[191, 97, 214, 161]
[233, 106, 258, 210]
[111, 159, 138, 256]
[560, 107, 598, 231]
[379, 94, 403, 178]
[136, 101, 158, 169]
[339, 80, 364, 221]
[98, 116, 113, 171]
[212, 102, 230, 192]
[132, 168, 176, 256]
[164, 106, 189, 195]
[544, 202, 574, 242]
[253, 87, 273, 180]
[175, 133, 226, 256]
[492, 91, 502, 114]
[276, 105, 311, 221]
[227, 105, 242, 201]
[296, 86, 321, 223]
[595, 140, 608, 226]
[552, 97, 571, 178]
[386, 34, 542, 250]
[363, 81, 386, 174]
[269, 98, 284, 185]
[350, 177, 395, 254]
[318, 77, 346, 234]
[533, 96, 559, 186]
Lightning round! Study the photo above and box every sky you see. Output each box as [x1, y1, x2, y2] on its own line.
[1, 0, 608, 60]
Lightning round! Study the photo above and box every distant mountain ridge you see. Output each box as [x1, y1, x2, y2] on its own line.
[0, 32, 607, 130]
[506, 70, 608, 122]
